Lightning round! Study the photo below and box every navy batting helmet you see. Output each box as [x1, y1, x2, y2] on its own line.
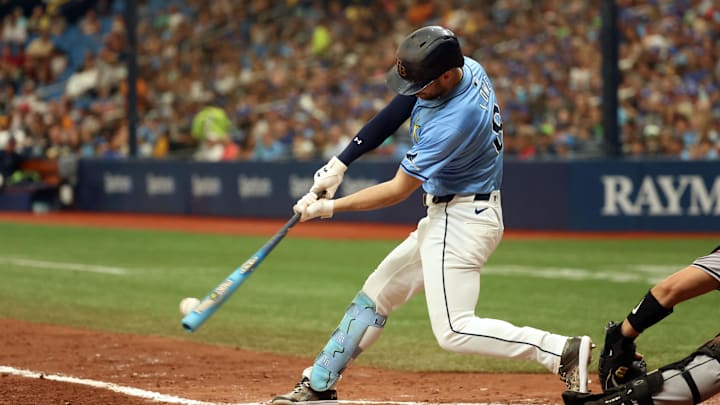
[386, 26, 465, 95]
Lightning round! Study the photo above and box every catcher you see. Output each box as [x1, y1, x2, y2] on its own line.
[563, 245, 720, 404]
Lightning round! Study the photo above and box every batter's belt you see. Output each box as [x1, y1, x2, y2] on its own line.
[423, 192, 492, 206]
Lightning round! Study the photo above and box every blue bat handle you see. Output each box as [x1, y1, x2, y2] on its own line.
[181, 213, 301, 332]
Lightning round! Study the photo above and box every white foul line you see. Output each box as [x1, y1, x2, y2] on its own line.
[0, 366, 220, 404]
[0, 256, 128, 275]
[0, 365, 517, 405]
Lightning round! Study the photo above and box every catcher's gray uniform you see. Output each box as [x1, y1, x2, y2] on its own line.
[691, 245, 720, 284]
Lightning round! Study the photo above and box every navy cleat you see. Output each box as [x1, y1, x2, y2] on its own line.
[269, 376, 338, 404]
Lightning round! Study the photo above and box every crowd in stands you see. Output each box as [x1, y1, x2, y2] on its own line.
[0, 0, 718, 163]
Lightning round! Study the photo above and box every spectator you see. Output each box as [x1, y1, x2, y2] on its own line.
[0, 136, 23, 188]
[236, 130, 257, 161]
[292, 132, 315, 161]
[79, 9, 101, 36]
[25, 27, 54, 63]
[65, 51, 99, 100]
[254, 128, 289, 162]
[151, 129, 170, 159]
[1, 44, 24, 70]
[321, 123, 351, 161]
[26, 5, 46, 36]
[685, 136, 718, 160]
[218, 136, 240, 161]
[191, 105, 235, 161]
[0, 84, 15, 117]
[2, 7, 28, 48]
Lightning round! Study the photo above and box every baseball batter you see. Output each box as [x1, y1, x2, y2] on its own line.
[565, 245, 720, 405]
[271, 26, 592, 404]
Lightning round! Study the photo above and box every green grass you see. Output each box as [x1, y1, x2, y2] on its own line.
[0, 221, 716, 373]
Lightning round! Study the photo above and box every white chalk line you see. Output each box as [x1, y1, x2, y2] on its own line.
[484, 264, 682, 284]
[0, 254, 680, 283]
[0, 256, 128, 275]
[0, 366, 218, 404]
[0, 365, 521, 405]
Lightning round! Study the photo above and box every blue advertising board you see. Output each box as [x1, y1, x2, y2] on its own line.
[75, 159, 720, 231]
[568, 160, 720, 231]
[77, 159, 426, 223]
[77, 159, 190, 214]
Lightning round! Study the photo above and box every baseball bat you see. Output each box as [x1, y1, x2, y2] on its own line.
[181, 212, 301, 332]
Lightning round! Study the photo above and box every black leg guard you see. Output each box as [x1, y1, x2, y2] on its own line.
[562, 371, 663, 405]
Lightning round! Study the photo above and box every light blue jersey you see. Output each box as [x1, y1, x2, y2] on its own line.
[400, 57, 504, 196]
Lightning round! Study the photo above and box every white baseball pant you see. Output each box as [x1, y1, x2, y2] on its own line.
[354, 190, 569, 373]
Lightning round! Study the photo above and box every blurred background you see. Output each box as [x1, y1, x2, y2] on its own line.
[0, 0, 718, 231]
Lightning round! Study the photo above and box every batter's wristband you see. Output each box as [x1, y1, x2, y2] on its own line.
[626, 290, 673, 333]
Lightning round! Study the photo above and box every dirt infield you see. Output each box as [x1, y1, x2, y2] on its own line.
[1, 318, 578, 405]
[1, 211, 716, 404]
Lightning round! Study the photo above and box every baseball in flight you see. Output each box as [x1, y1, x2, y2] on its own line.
[179, 297, 200, 316]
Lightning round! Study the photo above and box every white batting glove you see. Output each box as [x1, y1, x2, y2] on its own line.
[293, 192, 318, 215]
[310, 156, 347, 199]
[300, 198, 334, 222]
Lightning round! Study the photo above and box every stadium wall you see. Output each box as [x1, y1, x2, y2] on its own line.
[74, 159, 720, 231]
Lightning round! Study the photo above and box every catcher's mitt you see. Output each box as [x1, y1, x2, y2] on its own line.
[598, 321, 648, 391]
